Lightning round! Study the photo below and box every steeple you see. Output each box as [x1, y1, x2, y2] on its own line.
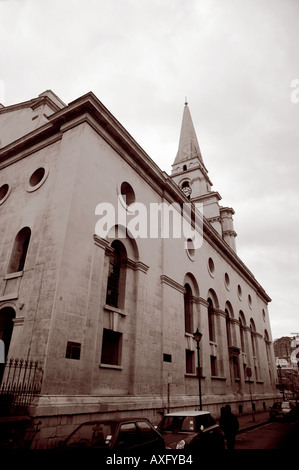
[170, 101, 238, 251]
[171, 101, 212, 200]
[173, 100, 205, 168]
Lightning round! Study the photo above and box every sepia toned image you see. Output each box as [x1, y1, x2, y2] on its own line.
[0, 0, 298, 459]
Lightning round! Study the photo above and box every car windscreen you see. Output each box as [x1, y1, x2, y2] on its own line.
[160, 415, 215, 433]
[160, 416, 193, 432]
[65, 421, 117, 447]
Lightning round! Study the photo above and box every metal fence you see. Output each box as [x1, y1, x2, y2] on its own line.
[0, 357, 43, 414]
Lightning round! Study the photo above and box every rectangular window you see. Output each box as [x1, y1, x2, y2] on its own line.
[186, 349, 195, 374]
[233, 356, 240, 379]
[66, 341, 81, 360]
[101, 329, 122, 366]
[163, 353, 172, 363]
[210, 355, 217, 376]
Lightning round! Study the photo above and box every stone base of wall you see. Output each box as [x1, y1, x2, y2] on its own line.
[25, 393, 279, 449]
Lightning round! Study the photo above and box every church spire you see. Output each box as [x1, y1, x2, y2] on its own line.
[173, 101, 204, 167]
[170, 100, 238, 251]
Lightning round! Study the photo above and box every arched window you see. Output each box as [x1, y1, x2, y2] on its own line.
[250, 319, 256, 356]
[105, 240, 127, 309]
[208, 298, 215, 342]
[239, 313, 245, 351]
[8, 227, 31, 273]
[184, 283, 193, 333]
[264, 329, 270, 362]
[225, 309, 231, 347]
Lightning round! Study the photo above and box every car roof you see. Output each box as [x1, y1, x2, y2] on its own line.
[164, 411, 210, 417]
[77, 417, 151, 425]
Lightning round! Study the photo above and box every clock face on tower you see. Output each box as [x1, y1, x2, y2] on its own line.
[181, 182, 192, 198]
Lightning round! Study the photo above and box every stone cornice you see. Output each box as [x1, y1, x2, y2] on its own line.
[254, 332, 264, 340]
[192, 191, 222, 203]
[160, 275, 185, 294]
[222, 230, 237, 237]
[0, 95, 62, 116]
[213, 308, 227, 319]
[0, 130, 62, 169]
[207, 216, 221, 224]
[93, 235, 115, 258]
[126, 258, 149, 273]
[93, 234, 110, 251]
[197, 298, 209, 308]
[242, 326, 252, 333]
[12, 317, 25, 326]
[93, 235, 149, 273]
[192, 296, 205, 306]
[219, 206, 235, 216]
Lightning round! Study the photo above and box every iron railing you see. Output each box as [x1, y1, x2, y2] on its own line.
[0, 357, 43, 414]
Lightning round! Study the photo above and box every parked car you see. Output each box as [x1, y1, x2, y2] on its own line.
[269, 401, 299, 421]
[157, 410, 225, 451]
[61, 417, 165, 451]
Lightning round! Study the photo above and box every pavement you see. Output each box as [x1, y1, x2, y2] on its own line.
[217, 410, 270, 434]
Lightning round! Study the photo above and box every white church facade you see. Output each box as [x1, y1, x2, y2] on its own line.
[0, 90, 278, 448]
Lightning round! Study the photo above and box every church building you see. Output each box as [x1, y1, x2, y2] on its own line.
[0, 90, 278, 448]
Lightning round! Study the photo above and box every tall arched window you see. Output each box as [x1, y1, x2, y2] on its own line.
[264, 330, 270, 362]
[8, 227, 31, 273]
[105, 240, 127, 309]
[225, 309, 231, 347]
[239, 313, 245, 352]
[250, 319, 256, 356]
[184, 283, 193, 333]
[208, 298, 215, 342]
[250, 318, 260, 380]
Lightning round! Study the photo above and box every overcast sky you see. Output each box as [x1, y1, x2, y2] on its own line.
[1, 0, 298, 341]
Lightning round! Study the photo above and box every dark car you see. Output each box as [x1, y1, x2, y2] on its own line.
[269, 401, 299, 422]
[61, 417, 165, 451]
[158, 411, 225, 451]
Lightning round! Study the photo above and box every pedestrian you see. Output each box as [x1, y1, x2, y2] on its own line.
[219, 404, 239, 450]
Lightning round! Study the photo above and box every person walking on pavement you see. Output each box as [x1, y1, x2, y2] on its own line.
[219, 404, 239, 450]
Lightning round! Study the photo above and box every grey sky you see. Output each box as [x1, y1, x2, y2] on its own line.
[1, 0, 298, 340]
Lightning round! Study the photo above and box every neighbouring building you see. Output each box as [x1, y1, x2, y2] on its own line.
[0, 90, 278, 448]
[274, 336, 293, 360]
[274, 336, 299, 399]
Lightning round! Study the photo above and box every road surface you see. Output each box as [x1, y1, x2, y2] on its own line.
[235, 419, 299, 449]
